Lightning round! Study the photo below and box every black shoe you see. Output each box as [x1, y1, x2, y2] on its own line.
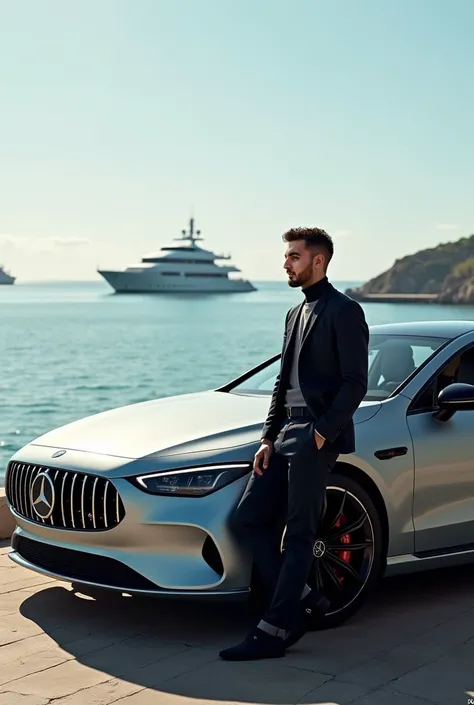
[284, 592, 330, 649]
[219, 628, 286, 661]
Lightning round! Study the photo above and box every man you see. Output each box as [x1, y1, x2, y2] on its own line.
[220, 226, 369, 661]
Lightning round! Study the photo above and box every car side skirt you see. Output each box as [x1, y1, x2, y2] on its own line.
[385, 545, 474, 576]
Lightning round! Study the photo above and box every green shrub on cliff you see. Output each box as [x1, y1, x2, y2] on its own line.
[438, 256, 474, 304]
[355, 234, 474, 296]
[452, 257, 474, 278]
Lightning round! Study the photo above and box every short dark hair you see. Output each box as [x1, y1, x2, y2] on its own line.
[282, 227, 334, 266]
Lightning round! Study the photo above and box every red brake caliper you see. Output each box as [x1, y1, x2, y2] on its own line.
[334, 515, 352, 580]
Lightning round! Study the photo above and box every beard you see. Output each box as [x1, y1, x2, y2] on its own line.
[286, 262, 313, 288]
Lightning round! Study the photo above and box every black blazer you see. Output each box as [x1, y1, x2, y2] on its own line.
[261, 281, 369, 454]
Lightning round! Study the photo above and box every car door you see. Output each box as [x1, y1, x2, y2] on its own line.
[407, 346, 474, 554]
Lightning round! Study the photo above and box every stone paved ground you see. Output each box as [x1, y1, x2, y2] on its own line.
[0, 540, 473, 705]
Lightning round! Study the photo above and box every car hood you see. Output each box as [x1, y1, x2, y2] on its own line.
[30, 390, 382, 460]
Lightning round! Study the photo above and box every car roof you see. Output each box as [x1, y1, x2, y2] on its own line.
[369, 320, 474, 339]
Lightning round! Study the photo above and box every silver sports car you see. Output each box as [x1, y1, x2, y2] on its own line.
[6, 319, 474, 629]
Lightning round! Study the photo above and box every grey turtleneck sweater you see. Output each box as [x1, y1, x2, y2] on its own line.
[284, 299, 318, 407]
[284, 276, 328, 409]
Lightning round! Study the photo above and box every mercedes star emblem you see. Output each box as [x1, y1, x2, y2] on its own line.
[30, 472, 56, 519]
[313, 539, 326, 559]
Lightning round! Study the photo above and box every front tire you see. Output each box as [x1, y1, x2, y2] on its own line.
[308, 472, 385, 629]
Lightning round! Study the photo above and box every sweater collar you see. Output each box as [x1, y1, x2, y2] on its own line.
[302, 276, 329, 303]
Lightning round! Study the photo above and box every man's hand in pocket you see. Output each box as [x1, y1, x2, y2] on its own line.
[314, 430, 325, 450]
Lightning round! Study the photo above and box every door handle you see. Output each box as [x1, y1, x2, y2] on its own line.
[374, 446, 408, 460]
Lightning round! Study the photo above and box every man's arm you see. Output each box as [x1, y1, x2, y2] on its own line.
[260, 310, 290, 443]
[314, 300, 369, 444]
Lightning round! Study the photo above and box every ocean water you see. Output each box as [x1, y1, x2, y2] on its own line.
[1, 279, 473, 485]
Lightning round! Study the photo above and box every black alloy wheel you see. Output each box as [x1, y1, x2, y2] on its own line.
[307, 473, 385, 629]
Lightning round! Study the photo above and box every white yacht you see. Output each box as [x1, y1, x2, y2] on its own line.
[98, 218, 256, 294]
[0, 266, 15, 285]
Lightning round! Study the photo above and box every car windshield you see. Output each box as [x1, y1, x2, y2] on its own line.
[228, 333, 449, 401]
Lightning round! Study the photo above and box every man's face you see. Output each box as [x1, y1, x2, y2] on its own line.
[283, 240, 325, 288]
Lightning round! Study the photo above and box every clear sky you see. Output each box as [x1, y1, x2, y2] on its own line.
[1, 0, 473, 282]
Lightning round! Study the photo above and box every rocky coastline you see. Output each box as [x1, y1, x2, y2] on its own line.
[346, 234, 474, 305]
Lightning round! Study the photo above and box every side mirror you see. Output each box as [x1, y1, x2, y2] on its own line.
[434, 382, 474, 421]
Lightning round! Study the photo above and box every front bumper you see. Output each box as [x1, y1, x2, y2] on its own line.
[9, 535, 249, 599]
[7, 459, 253, 597]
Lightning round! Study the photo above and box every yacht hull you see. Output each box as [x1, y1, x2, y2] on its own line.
[98, 270, 256, 294]
[0, 275, 15, 285]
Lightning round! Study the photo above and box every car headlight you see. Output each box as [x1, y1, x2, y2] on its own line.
[130, 463, 251, 497]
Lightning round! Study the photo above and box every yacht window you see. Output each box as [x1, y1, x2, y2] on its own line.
[184, 272, 227, 278]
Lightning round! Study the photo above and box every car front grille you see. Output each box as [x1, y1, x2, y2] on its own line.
[5, 461, 125, 531]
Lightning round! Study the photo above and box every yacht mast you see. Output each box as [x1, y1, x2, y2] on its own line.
[179, 218, 204, 246]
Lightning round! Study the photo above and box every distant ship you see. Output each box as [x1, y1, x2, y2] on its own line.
[98, 218, 256, 294]
[0, 266, 15, 285]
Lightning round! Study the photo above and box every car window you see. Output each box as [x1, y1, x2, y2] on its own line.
[229, 333, 448, 401]
[231, 358, 281, 394]
[410, 347, 474, 412]
[412, 345, 438, 368]
[368, 348, 378, 370]
[363, 334, 446, 400]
